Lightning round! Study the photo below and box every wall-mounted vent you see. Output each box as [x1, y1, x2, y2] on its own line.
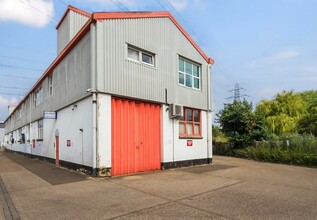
[169, 104, 183, 119]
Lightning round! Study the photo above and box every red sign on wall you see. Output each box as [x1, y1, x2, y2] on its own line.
[187, 140, 193, 147]
[67, 140, 71, 147]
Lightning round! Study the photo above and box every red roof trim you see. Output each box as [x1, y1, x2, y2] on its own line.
[6, 18, 94, 121]
[93, 11, 170, 20]
[56, 5, 91, 29]
[92, 11, 214, 64]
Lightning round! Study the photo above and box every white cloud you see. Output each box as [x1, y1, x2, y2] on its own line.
[0, 96, 18, 120]
[0, 0, 54, 28]
[266, 50, 300, 63]
[170, 0, 188, 11]
[247, 49, 300, 68]
[0, 96, 18, 108]
[299, 66, 317, 74]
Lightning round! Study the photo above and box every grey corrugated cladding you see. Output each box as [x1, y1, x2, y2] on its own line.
[95, 17, 210, 110]
[57, 11, 89, 54]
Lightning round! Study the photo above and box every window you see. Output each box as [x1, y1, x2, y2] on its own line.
[34, 87, 43, 106]
[127, 46, 154, 65]
[179, 107, 201, 137]
[178, 57, 200, 89]
[48, 75, 53, 96]
[38, 119, 43, 140]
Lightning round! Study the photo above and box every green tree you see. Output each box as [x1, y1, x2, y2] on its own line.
[216, 99, 267, 148]
[255, 91, 307, 135]
[298, 90, 317, 135]
[212, 125, 228, 143]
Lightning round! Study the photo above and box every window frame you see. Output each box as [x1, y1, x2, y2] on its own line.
[37, 119, 43, 140]
[34, 86, 43, 106]
[48, 74, 53, 96]
[178, 57, 201, 90]
[179, 107, 202, 138]
[127, 45, 155, 66]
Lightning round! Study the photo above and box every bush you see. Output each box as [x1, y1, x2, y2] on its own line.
[233, 145, 317, 167]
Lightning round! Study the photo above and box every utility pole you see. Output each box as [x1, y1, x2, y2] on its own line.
[226, 83, 248, 101]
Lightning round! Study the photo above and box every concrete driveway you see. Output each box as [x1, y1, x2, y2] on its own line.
[0, 150, 317, 220]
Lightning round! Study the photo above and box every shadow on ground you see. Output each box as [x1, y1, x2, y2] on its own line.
[3, 151, 87, 185]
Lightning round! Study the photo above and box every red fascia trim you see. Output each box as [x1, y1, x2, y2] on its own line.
[6, 18, 94, 122]
[56, 5, 91, 29]
[167, 15, 214, 64]
[93, 11, 214, 64]
[93, 11, 170, 20]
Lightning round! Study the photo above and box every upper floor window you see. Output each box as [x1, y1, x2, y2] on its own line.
[179, 107, 201, 137]
[127, 46, 154, 66]
[178, 57, 200, 89]
[48, 75, 53, 96]
[38, 119, 43, 140]
[34, 86, 43, 106]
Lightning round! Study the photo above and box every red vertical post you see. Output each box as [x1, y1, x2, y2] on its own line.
[55, 136, 59, 166]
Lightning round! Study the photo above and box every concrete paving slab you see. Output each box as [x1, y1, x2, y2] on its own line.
[109, 170, 241, 201]
[1, 170, 51, 192]
[0, 153, 24, 174]
[210, 156, 317, 191]
[3, 152, 87, 185]
[0, 206, 4, 220]
[1, 151, 317, 220]
[180, 181, 317, 220]
[115, 202, 229, 220]
[10, 179, 168, 220]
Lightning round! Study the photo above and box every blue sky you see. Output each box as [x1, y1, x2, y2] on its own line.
[0, 0, 316, 121]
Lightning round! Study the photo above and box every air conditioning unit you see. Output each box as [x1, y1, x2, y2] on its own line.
[169, 104, 183, 119]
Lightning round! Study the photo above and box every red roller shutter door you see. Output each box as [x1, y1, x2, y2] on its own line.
[111, 98, 161, 176]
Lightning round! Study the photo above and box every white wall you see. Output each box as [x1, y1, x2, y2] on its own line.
[0, 129, 4, 147]
[97, 93, 112, 168]
[4, 97, 94, 167]
[161, 104, 209, 163]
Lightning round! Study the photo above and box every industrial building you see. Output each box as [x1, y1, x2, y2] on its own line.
[4, 6, 214, 176]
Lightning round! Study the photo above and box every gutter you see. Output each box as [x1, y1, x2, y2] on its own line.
[207, 63, 213, 162]
[90, 22, 98, 176]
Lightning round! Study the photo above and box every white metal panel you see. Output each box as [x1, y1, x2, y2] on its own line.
[161, 104, 174, 162]
[96, 94, 112, 168]
[4, 97, 94, 166]
[161, 105, 208, 162]
[173, 111, 208, 161]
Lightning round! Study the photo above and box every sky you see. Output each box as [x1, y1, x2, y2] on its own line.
[0, 0, 316, 121]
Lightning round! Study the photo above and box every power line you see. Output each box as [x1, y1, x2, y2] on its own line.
[0, 92, 25, 96]
[110, 0, 129, 11]
[156, 0, 167, 10]
[19, 0, 58, 21]
[0, 44, 56, 56]
[0, 74, 37, 80]
[0, 86, 28, 90]
[114, 0, 130, 11]
[0, 55, 48, 65]
[0, 64, 44, 72]
[54, 0, 68, 6]
[157, 0, 239, 88]
[163, 0, 197, 36]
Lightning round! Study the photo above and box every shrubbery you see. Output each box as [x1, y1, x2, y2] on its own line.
[234, 134, 317, 166]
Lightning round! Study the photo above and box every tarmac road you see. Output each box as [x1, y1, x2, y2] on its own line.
[0, 150, 316, 220]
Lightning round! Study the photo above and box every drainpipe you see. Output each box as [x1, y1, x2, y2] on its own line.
[91, 22, 98, 176]
[207, 63, 213, 163]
